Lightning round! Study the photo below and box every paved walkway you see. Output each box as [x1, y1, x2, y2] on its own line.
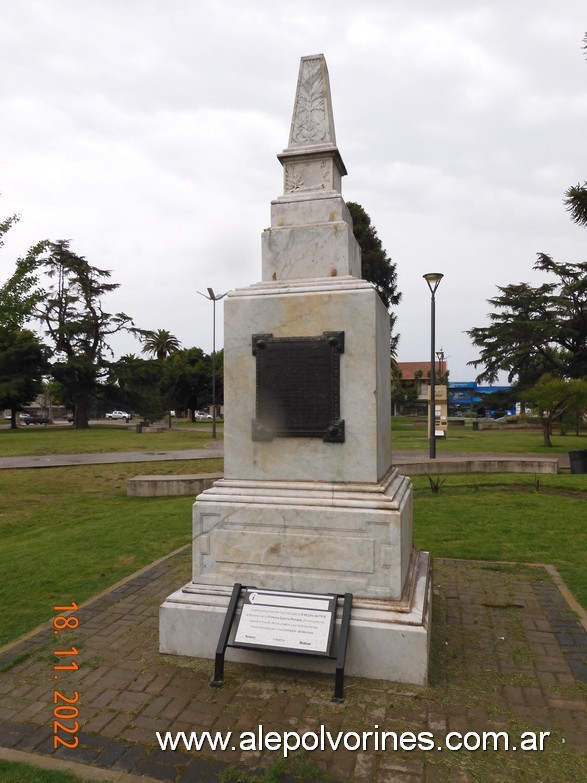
[0, 445, 569, 470]
[0, 445, 224, 470]
[1, 550, 586, 783]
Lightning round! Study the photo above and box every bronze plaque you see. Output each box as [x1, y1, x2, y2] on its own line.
[252, 332, 344, 442]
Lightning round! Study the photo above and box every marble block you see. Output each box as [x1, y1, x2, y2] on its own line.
[269, 192, 355, 229]
[192, 466, 413, 600]
[223, 277, 392, 484]
[262, 218, 361, 281]
[159, 550, 432, 685]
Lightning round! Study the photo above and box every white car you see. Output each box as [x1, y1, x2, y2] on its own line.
[105, 410, 132, 421]
[194, 411, 213, 421]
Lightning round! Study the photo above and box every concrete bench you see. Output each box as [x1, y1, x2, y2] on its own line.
[127, 473, 223, 497]
[395, 458, 559, 476]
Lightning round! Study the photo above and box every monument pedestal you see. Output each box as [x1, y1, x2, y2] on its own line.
[189, 466, 413, 599]
[159, 54, 431, 686]
[160, 462, 431, 684]
[160, 549, 431, 685]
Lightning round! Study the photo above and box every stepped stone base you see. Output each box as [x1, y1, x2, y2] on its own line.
[160, 549, 432, 685]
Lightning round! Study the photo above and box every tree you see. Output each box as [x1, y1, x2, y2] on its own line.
[467, 254, 587, 385]
[346, 202, 402, 354]
[0, 209, 20, 253]
[478, 389, 517, 418]
[106, 355, 166, 422]
[563, 35, 587, 227]
[140, 329, 181, 361]
[0, 209, 44, 332]
[162, 347, 212, 419]
[1, 206, 49, 426]
[524, 375, 587, 447]
[34, 240, 134, 428]
[564, 182, 587, 228]
[0, 328, 49, 428]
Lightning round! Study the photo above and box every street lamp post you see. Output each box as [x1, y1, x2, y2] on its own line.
[197, 287, 228, 439]
[423, 273, 443, 459]
[436, 348, 445, 382]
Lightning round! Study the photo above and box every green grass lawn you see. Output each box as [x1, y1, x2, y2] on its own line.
[0, 760, 114, 783]
[391, 416, 587, 455]
[0, 424, 219, 457]
[1, 460, 585, 648]
[0, 459, 221, 646]
[1, 428, 586, 783]
[2, 417, 585, 458]
[412, 473, 587, 608]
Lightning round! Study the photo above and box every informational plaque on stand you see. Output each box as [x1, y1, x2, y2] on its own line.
[210, 584, 353, 701]
[234, 588, 337, 655]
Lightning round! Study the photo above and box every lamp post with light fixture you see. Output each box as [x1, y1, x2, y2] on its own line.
[423, 273, 443, 459]
[436, 348, 445, 381]
[197, 287, 228, 439]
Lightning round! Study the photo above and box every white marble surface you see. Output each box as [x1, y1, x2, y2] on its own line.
[269, 192, 354, 228]
[223, 278, 392, 484]
[159, 53, 429, 685]
[159, 550, 431, 685]
[192, 467, 412, 600]
[262, 220, 360, 281]
[287, 56, 337, 148]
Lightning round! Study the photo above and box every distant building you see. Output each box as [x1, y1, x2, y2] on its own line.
[448, 382, 515, 417]
[395, 363, 513, 417]
[394, 361, 448, 416]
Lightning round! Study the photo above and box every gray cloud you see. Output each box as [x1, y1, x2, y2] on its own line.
[1, 0, 585, 379]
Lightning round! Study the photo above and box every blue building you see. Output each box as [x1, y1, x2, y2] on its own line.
[448, 382, 515, 417]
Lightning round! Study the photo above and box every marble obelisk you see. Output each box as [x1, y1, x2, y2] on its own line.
[160, 55, 431, 684]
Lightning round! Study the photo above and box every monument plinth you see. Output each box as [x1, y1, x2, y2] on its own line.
[160, 54, 431, 684]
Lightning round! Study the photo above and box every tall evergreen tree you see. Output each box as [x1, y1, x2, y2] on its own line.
[0, 328, 49, 427]
[34, 240, 134, 428]
[346, 201, 402, 354]
[467, 255, 587, 385]
[563, 34, 587, 227]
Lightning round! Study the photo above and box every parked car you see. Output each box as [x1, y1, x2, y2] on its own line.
[23, 415, 52, 425]
[19, 413, 31, 422]
[194, 411, 213, 421]
[105, 410, 132, 421]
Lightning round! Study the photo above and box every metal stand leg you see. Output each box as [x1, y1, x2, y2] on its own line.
[210, 583, 242, 687]
[333, 593, 352, 702]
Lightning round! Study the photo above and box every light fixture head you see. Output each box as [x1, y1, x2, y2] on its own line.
[423, 272, 444, 294]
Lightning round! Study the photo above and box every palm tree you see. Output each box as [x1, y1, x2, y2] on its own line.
[140, 329, 181, 360]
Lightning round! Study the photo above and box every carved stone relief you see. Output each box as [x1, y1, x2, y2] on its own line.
[291, 57, 329, 145]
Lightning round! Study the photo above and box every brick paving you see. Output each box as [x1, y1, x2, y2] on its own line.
[1, 551, 586, 782]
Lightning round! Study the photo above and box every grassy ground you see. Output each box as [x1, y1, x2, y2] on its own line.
[0, 423, 218, 457]
[1, 437, 585, 783]
[2, 417, 585, 458]
[412, 473, 587, 608]
[1, 461, 585, 648]
[0, 459, 222, 646]
[0, 759, 115, 783]
[0, 755, 321, 783]
[391, 417, 587, 455]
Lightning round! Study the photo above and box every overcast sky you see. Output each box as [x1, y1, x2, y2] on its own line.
[1, 0, 585, 381]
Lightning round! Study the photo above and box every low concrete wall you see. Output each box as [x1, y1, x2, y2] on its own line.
[395, 458, 559, 476]
[127, 473, 223, 497]
[128, 459, 559, 497]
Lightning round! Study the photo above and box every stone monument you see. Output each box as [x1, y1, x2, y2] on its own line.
[160, 54, 431, 684]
